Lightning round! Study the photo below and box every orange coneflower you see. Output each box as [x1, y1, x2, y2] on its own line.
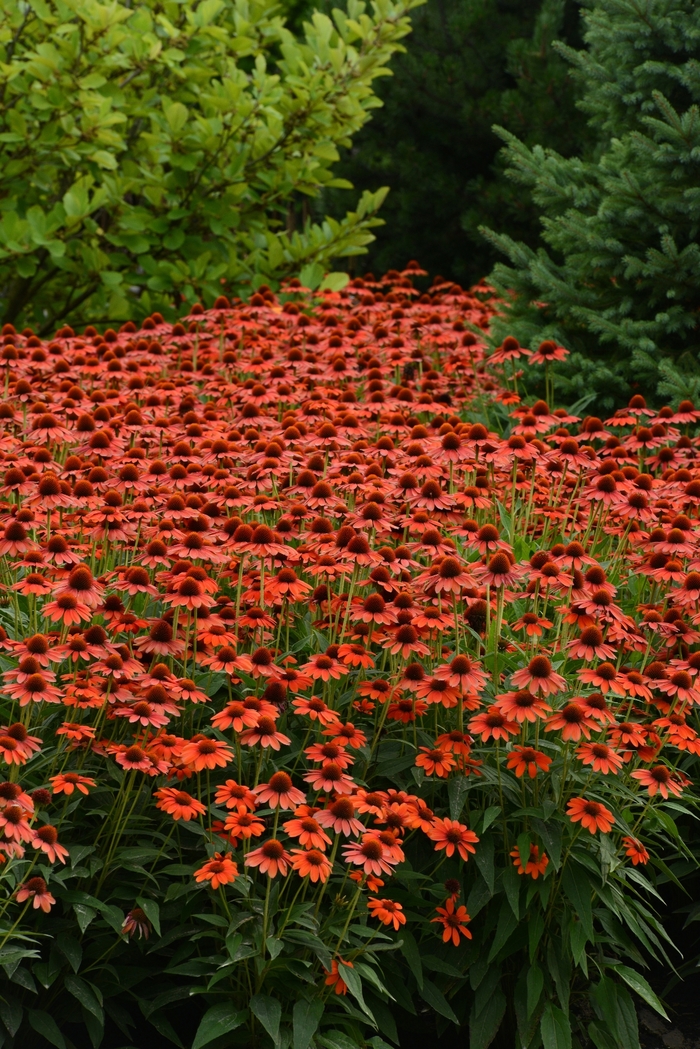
[211, 701, 259, 732]
[342, 834, 397, 876]
[495, 689, 551, 723]
[576, 742, 623, 775]
[253, 771, 306, 810]
[214, 779, 258, 812]
[545, 702, 599, 742]
[283, 813, 331, 850]
[367, 897, 406, 930]
[468, 706, 519, 742]
[155, 787, 206, 821]
[50, 773, 96, 796]
[31, 824, 69, 863]
[415, 747, 456, 778]
[315, 795, 365, 837]
[622, 836, 650, 865]
[506, 746, 552, 779]
[180, 736, 233, 771]
[632, 765, 686, 798]
[303, 762, 355, 795]
[427, 816, 479, 860]
[566, 796, 614, 834]
[511, 656, 567, 696]
[431, 898, 472, 946]
[290, 848, 332, 882]
[223, 811, 266, 842]
[239, 716, 291, 751]
[194, 852, 238, 889]
[510, 844, 549, 879]
[244, 838, 292, 877]
[16, 876, 55, 912]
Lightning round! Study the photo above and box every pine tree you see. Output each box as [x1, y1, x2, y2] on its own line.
[483, 0, 700, 409]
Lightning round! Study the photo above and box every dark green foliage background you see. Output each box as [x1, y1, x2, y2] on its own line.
[324, 0, 590, 286]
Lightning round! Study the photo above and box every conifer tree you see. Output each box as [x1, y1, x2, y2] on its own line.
[483, 0, 700, 409]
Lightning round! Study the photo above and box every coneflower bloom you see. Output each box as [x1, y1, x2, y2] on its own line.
[180, 737, 233, 770]
[434, 654, 488, 693]
[305, 741, 354, 769]
[244, 838, 292, 877]
[16, 876, 56, 912]
[0, 805, 33, 842]
[427, 817, 479, 860]
[214, 779, 258, 812]
[31, 824, 69, 863]
[50, 773, 96, 796]
[303, 762, 355, 794]
[290, 848, 333, 882]
[415, 747, 456, 777]
[506, 746, 552, 778]
[194, 853, 238, 889]
[367, 897, 406, 930]
[239, 716, 291, 750]
[576, 742, 623, 775]
[315, 795, 365, 837]
[566, 626, 616, 661]
[431, 898, 472, 945]
[545, 702, 599, 742]
[511, 656, 566, 696]
[468, 706, 519, 742]
[622, 836, 650, 865]
[578, 662, 627, 695]
[510, 844, 549, 879]
[566, 797, 614, 834]
[291, 696, 340, 725]
[342, 834, 397, 876]
[385, 623, 431, 658]
[495, 690, 551, 723]
[301, 652, 348, 681]
[155, 787, 206, 821]
[253, 771, 305, 810]
[223, 811, 266, 841]
[283, 814, 331, 850]
[211, 701, 259, 733]
[324, 958, 353, 995]
[632, 765, 685, 798]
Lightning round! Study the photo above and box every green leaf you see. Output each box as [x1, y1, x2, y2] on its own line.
[338, 963, 374, 1022]
[250, 994, 282, 1044]
[502, 863, 520, 920]
[65, 975, 102, 1020]
[470, 987, 506, 1049]
[136, 897, 161, 936]
[488, 899, 519, 963]
[540, 1002, 572, 1049]
[28, 1010, 66, 1049]
[476, 833, 495, 894]
[517, 831, 531, 869]
[319, 272, 349, 291]
[293, 999, 324, 1049]
[299, 262, 325, 290]
[192, 1004, 246, 1049]
[614, 966, 669, 1021]
[527, 965, 543, 1017]
[398, 929, 423, 989]
[561, 864, 594, 943]
[165, 102, 189, 133]
[419, 978, 458, 1024]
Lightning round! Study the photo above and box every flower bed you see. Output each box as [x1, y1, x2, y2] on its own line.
[0, 268, 696, 1049]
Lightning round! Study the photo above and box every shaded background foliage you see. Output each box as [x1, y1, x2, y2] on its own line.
[324, 0, 591, 287]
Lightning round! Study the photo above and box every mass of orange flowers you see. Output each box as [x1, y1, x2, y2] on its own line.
[0, 264, 698, 1041]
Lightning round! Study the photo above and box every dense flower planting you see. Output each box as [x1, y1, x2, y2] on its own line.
[0, 266, 695, 1048]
